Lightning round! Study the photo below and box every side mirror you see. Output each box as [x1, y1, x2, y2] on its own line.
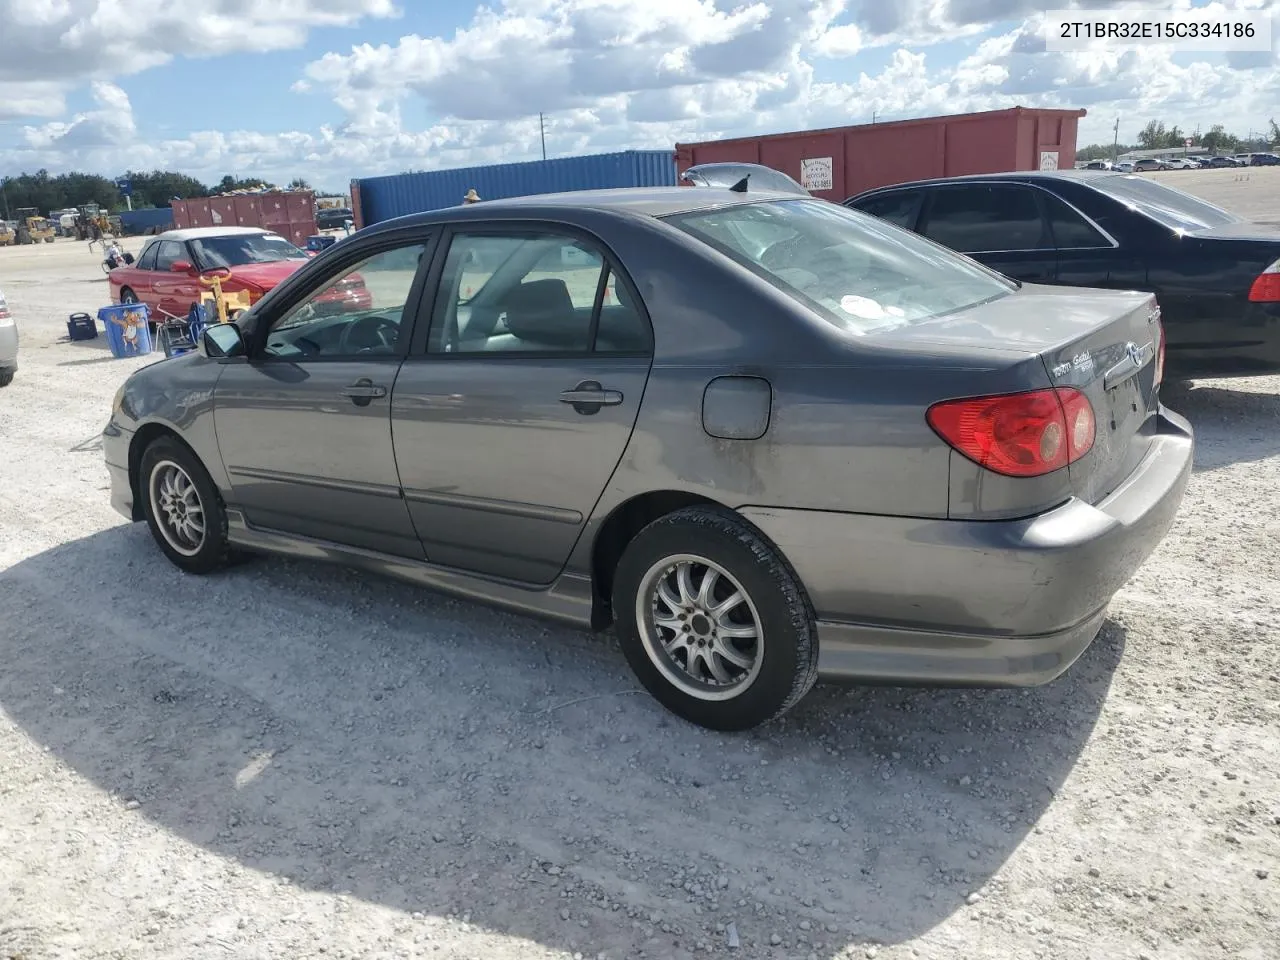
[171, 259, 194, 273]
[200, 323, 245, 359]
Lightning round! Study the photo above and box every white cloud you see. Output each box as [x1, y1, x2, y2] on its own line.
[4, 0, 1280, 187]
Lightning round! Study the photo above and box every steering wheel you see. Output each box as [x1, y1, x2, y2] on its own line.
[338, 314, 400, 354]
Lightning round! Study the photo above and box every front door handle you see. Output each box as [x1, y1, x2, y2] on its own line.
[559, 380, 623, 414]
[341, 378, 388, 406]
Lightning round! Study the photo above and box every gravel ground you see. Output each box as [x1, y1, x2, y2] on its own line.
[1, 229, 1277, 960]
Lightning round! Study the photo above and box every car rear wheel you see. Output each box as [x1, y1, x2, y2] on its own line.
[0, 370, 13, 387]
[120, 287, 139, 304]
[612, 506, 819, 731]
[140, 436, 233, 574]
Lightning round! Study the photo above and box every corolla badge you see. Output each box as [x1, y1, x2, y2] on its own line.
[1052, 350, 1095, 379]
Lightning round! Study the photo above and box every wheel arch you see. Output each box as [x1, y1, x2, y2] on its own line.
[589, 490, 773, 626]
[127, 423, 210, 522]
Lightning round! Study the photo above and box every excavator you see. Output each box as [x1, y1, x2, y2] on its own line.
[15, 207, 56, 244]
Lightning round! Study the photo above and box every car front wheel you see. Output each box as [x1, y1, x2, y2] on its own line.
[612, 506, 819, 731]
[139, 436, 233, 574]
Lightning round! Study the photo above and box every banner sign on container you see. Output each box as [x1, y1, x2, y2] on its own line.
[800, 157, 834, 192]
[1039, 151, 1060, 170]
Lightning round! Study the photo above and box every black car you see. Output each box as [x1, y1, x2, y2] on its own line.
[846, 171, 1280, 378]
[316, 207, 354, 230]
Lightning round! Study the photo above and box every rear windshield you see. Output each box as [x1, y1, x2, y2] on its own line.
[189, 233, 306, 269]
[1090, 175, 1241, 231]
[666, 199, 1015, 334]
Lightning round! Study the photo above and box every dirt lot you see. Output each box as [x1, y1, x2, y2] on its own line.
[1, 179, 1278, 960]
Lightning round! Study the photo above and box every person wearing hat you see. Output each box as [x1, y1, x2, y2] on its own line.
[463, 189, 481, 204]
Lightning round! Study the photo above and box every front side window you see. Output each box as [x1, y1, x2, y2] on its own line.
[262, 243, 428, 360]
[154, 241, 187, 271]
[138, 241, 160, 270]
[428, 231, 650, 354]
[667, 199, 1014, 335]
[922, 185, 1050, 253]
[853, 191, 923, 230]
[190, 232, 307, 270]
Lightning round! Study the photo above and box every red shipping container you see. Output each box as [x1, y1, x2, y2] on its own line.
[286, 192, 314, 222]
[233, 196, 260, 226]
[209, 197, 236, 227]
[260, 194, 290, 226]
[170, 200, 191, 229]
[186, 199, 214, 228]
[675, 107, 1085, 202]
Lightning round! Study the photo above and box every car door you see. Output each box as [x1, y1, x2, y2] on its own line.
[391, 225, 653, 584]
[1035, 188, 1146, 293]
[150, 240, 199, 320]
[212, 235, 434, 558]
[916, 183, 1057, 283]
[120, 240, 160, 305]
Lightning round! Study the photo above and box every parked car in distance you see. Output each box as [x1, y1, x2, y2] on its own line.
[1133, 158, 1169, 172]
[316, 207, 355, 230]
[1085, 160, 1112, 170]
[1248, 152, 1280, 166]
[0, 286, 17, 386]
[1114, 162, 1135, 173]
[108, 226, 372, 323]
[682, 161, 810, 196]
[104, 186, 1193, 730]
[1161, 157, 1198, 170]
[1206, 155, 1242, 168]
[846, 171, 1280, 378]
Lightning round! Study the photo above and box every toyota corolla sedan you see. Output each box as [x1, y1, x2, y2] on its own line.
[103, 187, 1193, 731]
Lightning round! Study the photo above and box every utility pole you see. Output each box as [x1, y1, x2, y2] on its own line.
[539, 112, 547, 161]
[1112, 116, 1120, 163]
[871, 110, 877, 124]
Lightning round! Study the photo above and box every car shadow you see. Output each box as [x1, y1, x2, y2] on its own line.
[1162, 380, 1280, 471]
[0, 526, 1121, 956]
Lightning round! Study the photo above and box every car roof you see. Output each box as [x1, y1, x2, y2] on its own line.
[153, 226, 272, 242]
[848, 169, 1138, 199]
[368, 186, 805, 231]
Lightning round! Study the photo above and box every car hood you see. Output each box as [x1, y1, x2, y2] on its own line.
[215, 259, 309, 288]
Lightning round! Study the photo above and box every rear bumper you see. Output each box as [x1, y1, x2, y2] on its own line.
[742, 407, 1194, 686]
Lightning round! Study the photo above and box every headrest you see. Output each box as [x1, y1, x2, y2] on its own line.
[502, 278, 589, 347]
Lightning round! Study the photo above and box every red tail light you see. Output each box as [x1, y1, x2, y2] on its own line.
[927, 387, 1096, 478]
[1248, 259, 1280, 302]
[1155, 324, 1166, 386]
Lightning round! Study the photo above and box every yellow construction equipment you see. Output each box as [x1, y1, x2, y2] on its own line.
[0, 222, 14, 247]
[14, 208, 55, 244]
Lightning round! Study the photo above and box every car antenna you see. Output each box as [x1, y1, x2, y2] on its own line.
[729, 176, 750, 193]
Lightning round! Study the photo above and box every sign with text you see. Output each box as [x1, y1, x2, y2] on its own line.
[799, 157, 833, 192]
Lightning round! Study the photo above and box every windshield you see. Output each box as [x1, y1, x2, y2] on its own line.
[1090, 175, 1241, 231]
[667, 199, 1015, 334]
[189, 233, 306, 269]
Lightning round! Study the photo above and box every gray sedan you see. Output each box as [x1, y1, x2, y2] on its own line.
[103, 187, 1193, 730]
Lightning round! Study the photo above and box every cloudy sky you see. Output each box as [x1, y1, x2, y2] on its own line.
[2, 0, 1278, 190]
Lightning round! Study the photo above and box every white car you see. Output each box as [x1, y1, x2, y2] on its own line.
[1114, 162, 1135, 173]
[0, 287, 17, 387]
[1161, 157, 1197, 170]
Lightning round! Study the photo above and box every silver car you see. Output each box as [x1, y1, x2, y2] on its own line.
[103, 188, 1193, 730]
[0, 287, 17, 387]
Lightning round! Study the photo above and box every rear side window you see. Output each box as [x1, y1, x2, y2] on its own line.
[922, 186, 1050, 253]
[1042, 194, 1112, 249]
[852, 191, 923, 230]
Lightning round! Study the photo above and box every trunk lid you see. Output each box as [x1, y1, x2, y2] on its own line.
[881, 283, 1163, 504]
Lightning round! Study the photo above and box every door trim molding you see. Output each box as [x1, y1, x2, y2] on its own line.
[227, 465, 403, 499]
[402, 486, 583, 524]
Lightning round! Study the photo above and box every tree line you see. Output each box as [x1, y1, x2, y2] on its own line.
[0, 170, 324, 218]
[1077, 119, 1280, 161]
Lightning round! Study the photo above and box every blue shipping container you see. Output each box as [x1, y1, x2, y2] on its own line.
[354, 150, 677, 226]
[117, 207, 176, 235]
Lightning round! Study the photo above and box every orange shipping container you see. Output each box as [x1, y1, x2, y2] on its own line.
[674, 107, 1086, 202]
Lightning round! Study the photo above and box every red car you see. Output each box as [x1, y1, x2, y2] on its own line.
[108, 227, 372, 322]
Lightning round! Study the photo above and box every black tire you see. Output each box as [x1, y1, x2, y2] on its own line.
[0, 370, 13, 388]
[611, 506, 819, 731]
[138, 435, 233, 574]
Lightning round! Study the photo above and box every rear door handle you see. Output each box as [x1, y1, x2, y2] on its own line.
[341, 378, 388, 406]
[559, 380, 623, 413]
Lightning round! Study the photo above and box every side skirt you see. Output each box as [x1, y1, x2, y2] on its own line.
[225, 508, 599, 630]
